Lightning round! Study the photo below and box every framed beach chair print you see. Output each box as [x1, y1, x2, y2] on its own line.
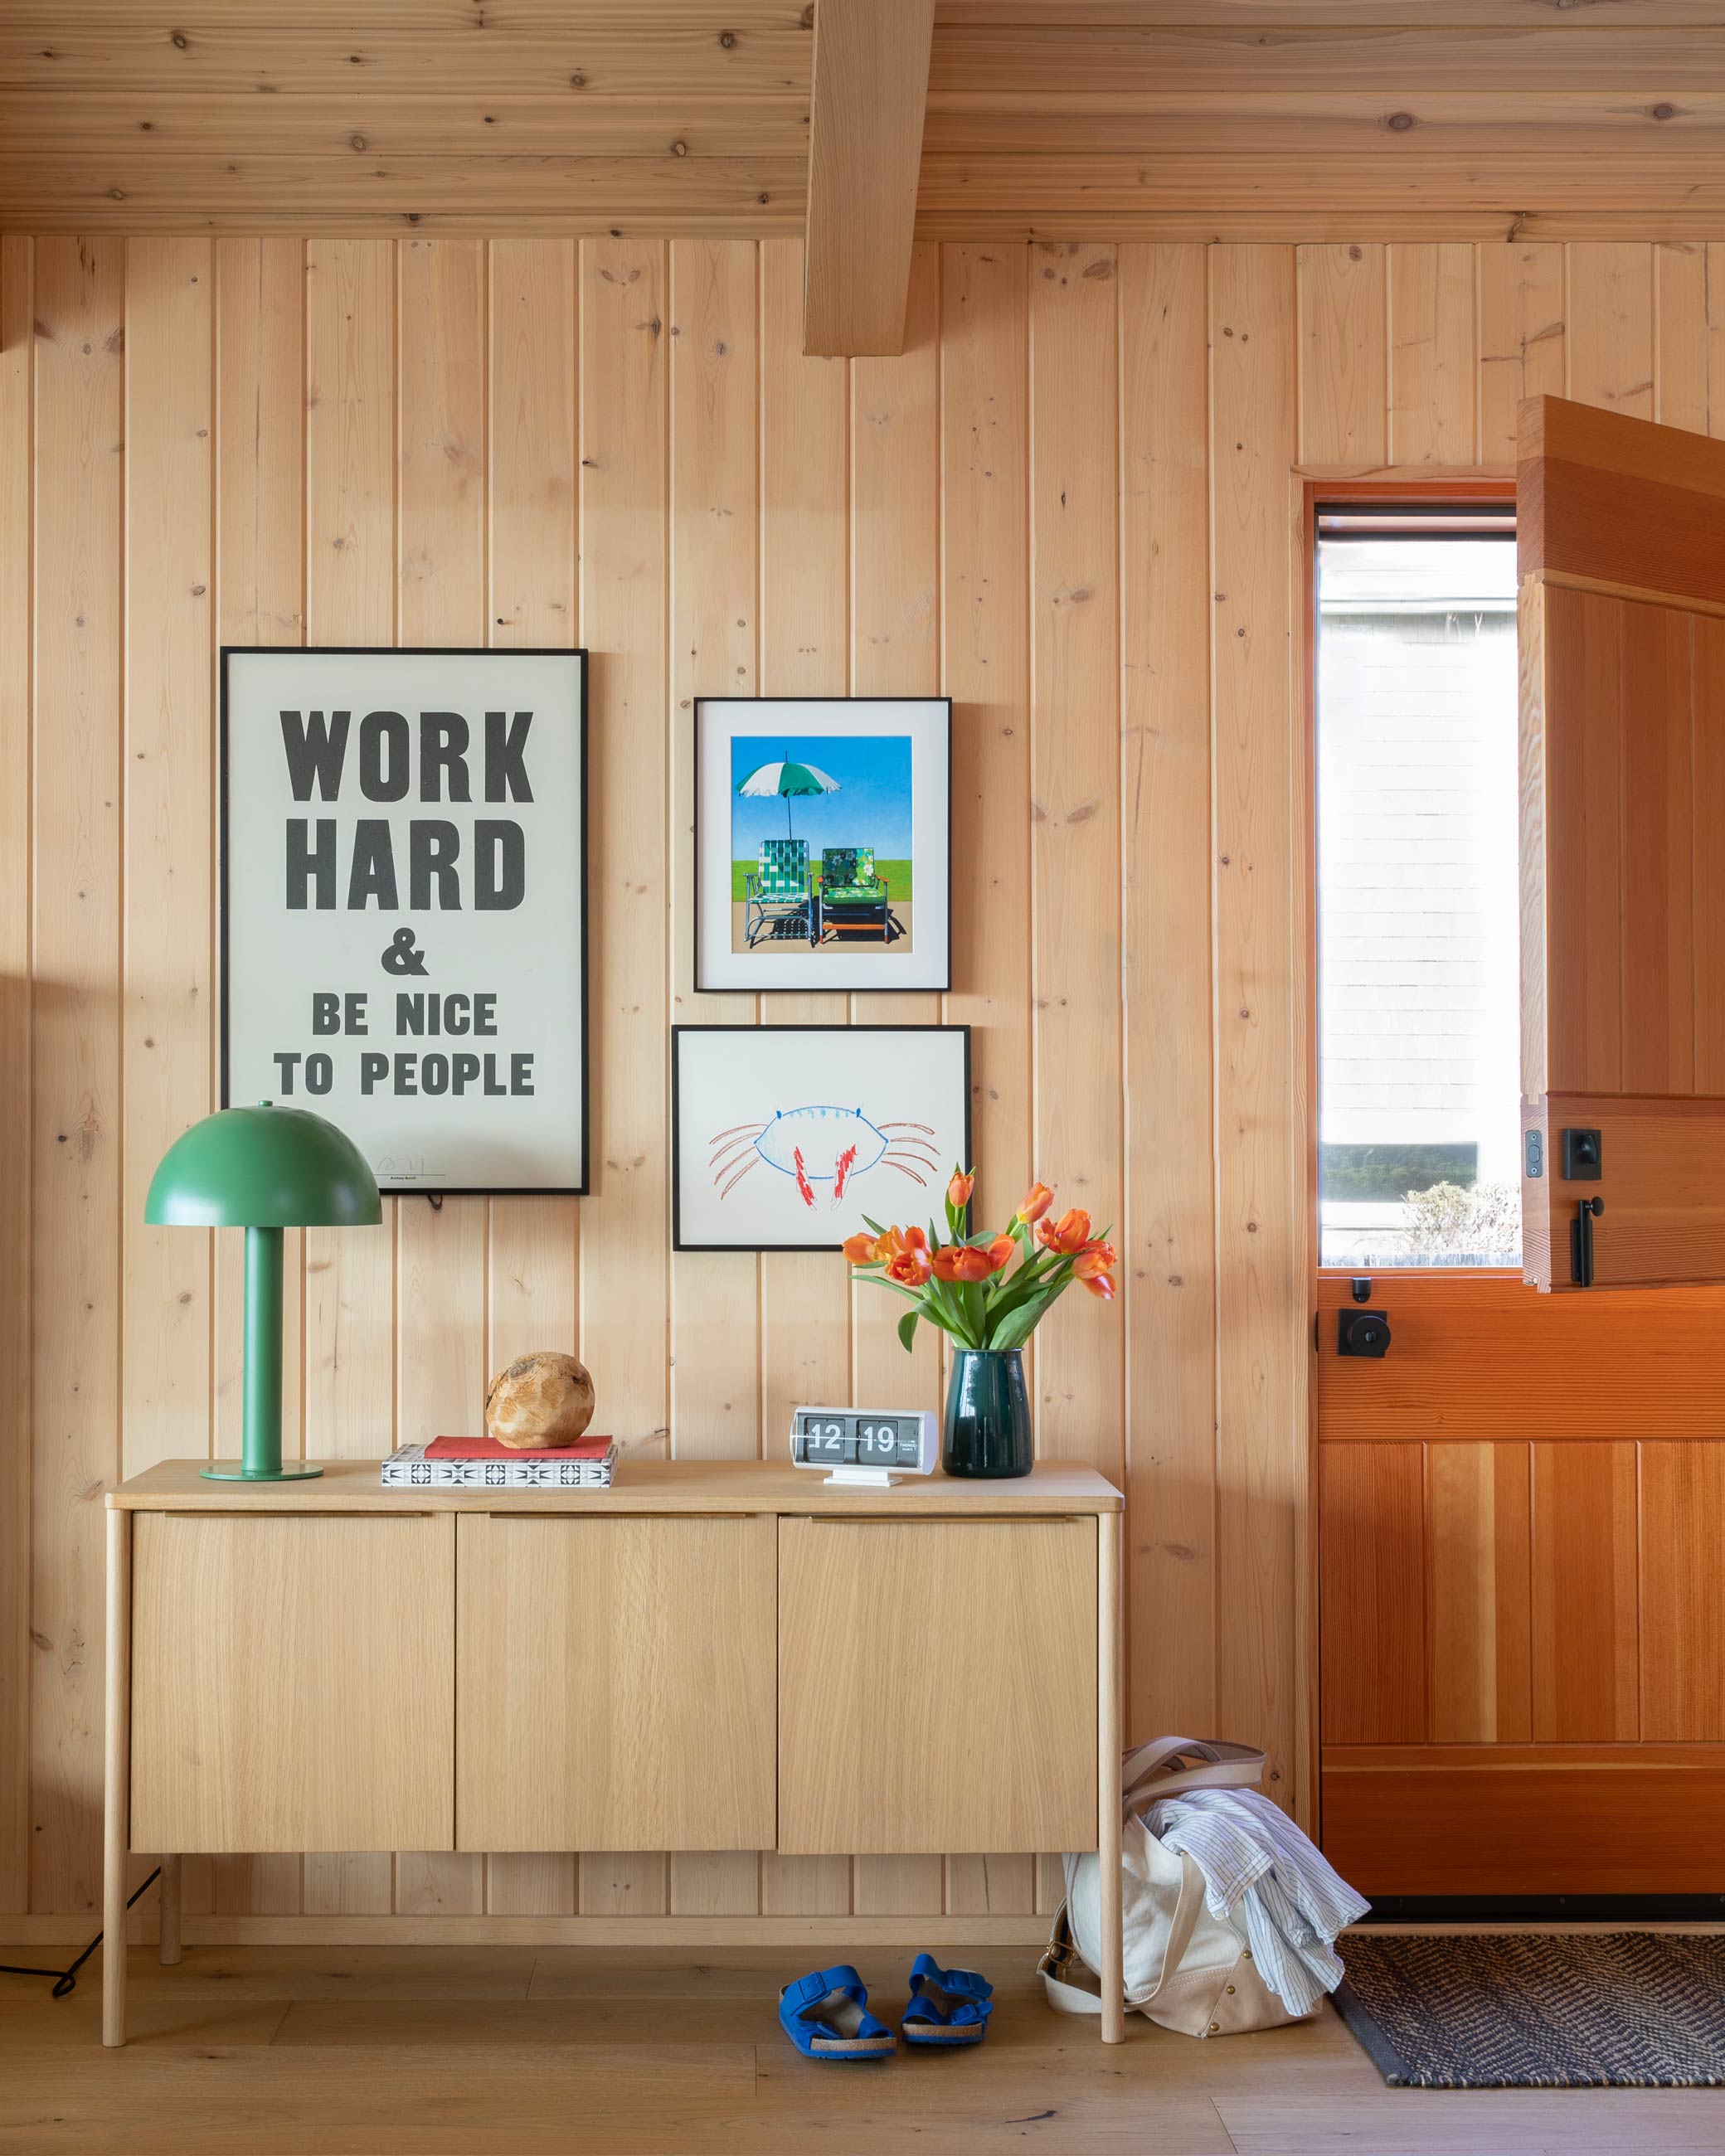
[694, 697, 951, 991]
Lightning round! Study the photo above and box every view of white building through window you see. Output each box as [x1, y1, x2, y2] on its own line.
[1316, 517, 1522, 1269]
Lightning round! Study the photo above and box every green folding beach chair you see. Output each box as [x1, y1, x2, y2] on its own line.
[744, 837, 815, 948]
[816, 846, 891, 944]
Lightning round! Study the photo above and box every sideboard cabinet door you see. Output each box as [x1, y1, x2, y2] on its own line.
[455, 1513, 777, 1851]
[776, 1517, 1099, 1854]
[130, 1513, 455, 1853]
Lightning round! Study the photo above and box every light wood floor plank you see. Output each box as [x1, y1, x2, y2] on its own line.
[4, 1944, 1723, 2154]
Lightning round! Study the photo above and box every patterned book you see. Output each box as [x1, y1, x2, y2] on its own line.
[424, 1435, 613, 1463]
[381, 1440, 616, 1488]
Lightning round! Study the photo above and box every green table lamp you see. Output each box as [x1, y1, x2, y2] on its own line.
[145, 1102, 382, 1481]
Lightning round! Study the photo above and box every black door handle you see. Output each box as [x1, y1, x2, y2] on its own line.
[1571, 1195, 1604, 1288]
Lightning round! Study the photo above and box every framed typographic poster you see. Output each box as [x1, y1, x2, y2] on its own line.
[221, 646, 588, 1195]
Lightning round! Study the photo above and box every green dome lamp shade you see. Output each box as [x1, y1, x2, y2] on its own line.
[145, 1104, 382, 1482]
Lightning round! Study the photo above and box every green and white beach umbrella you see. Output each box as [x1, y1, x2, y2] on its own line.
[735, 756, 841, 837]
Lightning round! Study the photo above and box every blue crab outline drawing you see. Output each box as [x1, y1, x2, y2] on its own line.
[708, 1105, 940, 1209]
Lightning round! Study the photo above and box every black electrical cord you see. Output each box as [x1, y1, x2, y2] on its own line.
[0, 1867, 162, 1998]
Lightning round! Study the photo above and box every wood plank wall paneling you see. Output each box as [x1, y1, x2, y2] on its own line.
[5, 234, 1720, 1929]
[0, 235, 32, 1919]
[1212, 241, 1304, 1816]
[12, 9, 1725, 240]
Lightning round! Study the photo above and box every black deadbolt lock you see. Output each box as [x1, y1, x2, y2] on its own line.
[1337, 1308, 1392, 1358]
[1562, 1126, 1603, 1179]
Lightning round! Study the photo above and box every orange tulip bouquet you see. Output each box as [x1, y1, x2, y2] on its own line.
[842, 1172, 1117, 1478]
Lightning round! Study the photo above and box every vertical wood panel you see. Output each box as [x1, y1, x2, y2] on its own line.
[848, 241, 944, 1432]
[1655, 242, 1723, 437]
[1567, 244, 1655, 418]
[666, 236, 762, 1921]
[939, 243, 1031, 1252]
[32, 235, 124, 1916]
[1120, 241, 1217, 1750]
[1027, 241, 1124, 1487]
[1211, 243, 1302, 1814]
[1640, 1442, 1725, 1741]
[940, 239, 1034, 1923]
[1532, 1441, 1639, 1742]
[122, 239, 214, 1481]
[300, 236, 397, 1920]
[1542, 585, 1623, 1095]
[1477, 244, 1566, 466]
[1618, 602, 1694, 1096]
[208, 236, 307, 1918]
[1319, 1444, 1425, 1746]
[668, 238, 761, 1474]
[1693, 618, 1725, 1095]
[483, 234, 581, 1924]
[756, 238, 851, 1448]
[125, 239, 215, 1921]
[1388, 243, 1475, 466]
[393, 236, 488, 1920]
[214, 239, 305, 1470]
[756, 232, 851, 1459]
[1297, 243, 1387, 467]
[757, 236, 853, 1922]
[1426, 1442, 1531, 1745]
[0, 236, 32, 1915]
[301, 238, 396, 1474]
[577, 233, 670, 1920]
[848, 240, 945, 1922]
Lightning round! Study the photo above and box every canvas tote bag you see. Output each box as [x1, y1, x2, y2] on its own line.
[1038, 1736, 1319, 2038]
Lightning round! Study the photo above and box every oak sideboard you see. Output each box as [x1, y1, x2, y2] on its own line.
[104, 1458, 1125, 2046]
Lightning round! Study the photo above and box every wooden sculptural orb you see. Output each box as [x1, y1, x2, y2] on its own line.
[483, 1352, 596, 1449]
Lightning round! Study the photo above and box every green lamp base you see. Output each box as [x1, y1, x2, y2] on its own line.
[201, 1462, 325, 1482]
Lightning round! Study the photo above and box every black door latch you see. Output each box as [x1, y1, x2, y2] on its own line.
[1571, 1194, 1604, 1287]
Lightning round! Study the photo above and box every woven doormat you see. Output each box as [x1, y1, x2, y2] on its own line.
[1333, 1931, 1725, 2088]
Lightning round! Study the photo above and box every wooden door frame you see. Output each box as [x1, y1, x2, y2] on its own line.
[1291, 466, 1516, 1830]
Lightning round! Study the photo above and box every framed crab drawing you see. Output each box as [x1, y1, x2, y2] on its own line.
[671, 1025, 972, 1252]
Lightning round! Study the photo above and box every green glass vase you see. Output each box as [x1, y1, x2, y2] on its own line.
[942, 1348, 1033, 1479]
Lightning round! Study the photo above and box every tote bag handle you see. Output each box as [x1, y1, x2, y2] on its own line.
[1120, 1736, 1266, 1817]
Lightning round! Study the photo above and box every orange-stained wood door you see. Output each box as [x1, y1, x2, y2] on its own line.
[1317, 1272, 1725, 1896]
[1317, 437, 1725, 1900]
[1519, 395, 1725, 1291]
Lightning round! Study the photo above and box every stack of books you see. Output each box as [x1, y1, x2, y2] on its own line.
[381, 1435, 616, 1488]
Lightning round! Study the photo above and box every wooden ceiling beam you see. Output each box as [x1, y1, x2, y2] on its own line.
[803, 0, 936, 357]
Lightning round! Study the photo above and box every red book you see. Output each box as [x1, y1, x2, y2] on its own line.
[425, 1435, 614, 1462]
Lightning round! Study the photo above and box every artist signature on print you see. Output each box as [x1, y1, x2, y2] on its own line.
[374, 1156, 448, 1183]
[709, 1106, 937, 1209]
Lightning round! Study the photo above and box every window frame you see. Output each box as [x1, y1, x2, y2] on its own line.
[1300, 473, 1520, 1285]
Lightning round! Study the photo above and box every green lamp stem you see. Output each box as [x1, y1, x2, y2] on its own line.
[201, 1223, 323, 1481]
[243, 1223, 284, 1475]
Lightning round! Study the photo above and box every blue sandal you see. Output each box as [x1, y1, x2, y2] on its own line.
[778, 1964, 897, 2060]
[901, 1954, 994, 2046]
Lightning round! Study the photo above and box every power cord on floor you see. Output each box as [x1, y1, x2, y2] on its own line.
[0, 1866, 162, 1998]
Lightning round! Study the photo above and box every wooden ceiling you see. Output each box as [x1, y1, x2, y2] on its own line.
[2, 0, 1723, 239]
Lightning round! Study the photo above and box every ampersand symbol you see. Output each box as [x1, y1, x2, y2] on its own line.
[382, 925, 427, 976]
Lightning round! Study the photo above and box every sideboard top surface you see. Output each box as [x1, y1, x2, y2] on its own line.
[109, 1457, 1124, 1515]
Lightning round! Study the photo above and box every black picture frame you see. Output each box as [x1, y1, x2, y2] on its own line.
[692, 696, 954, 993]
[671, 1022, 973, 1252]
[219, 644, 591, 1197]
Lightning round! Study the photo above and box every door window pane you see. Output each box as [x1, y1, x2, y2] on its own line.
[1316, 520, 1521, 1268]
